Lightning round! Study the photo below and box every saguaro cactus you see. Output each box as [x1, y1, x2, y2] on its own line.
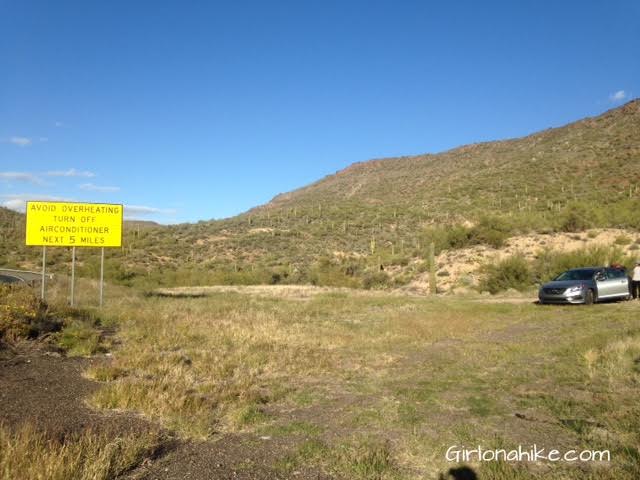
[429, 242, 437, 295]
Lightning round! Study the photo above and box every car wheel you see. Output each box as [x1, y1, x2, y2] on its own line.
[584, 289, 595, 305]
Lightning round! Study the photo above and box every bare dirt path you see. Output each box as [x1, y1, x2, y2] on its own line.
[0, 351, 153, 441]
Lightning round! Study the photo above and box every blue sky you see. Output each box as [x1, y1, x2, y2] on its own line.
[1, 0, 638, 223]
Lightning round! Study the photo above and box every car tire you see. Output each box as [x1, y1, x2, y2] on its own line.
[584, 289, 595, 305]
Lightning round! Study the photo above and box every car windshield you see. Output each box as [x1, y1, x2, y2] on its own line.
[554, 269, 597, 281]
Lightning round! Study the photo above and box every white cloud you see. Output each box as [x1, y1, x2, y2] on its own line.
[124, 205, 177, 218]
[2, 198, 28, 211]
[39, 137, 49, 143]
[79, 183, 120, 192]
[0, 194, 71, 212]
[609, 90, 627, 102]
[45, 168, 96, 178]
[0, 171, 43, 184]
[1, 168, 96, 185]
[54, 121, 64, 128]
[7, 136, 32, 147]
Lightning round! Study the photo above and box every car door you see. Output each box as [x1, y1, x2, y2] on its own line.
[595, 269, 618, 298]
[605, 268, 629, 297]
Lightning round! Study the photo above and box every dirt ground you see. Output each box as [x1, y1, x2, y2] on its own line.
[0, 350, 152, 441]
[0, 348, 333, 480]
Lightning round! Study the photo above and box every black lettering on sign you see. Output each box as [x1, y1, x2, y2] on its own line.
[32, 203, 56, 212]
[42, 236, 64, 243]
[80, 236, 105, 245]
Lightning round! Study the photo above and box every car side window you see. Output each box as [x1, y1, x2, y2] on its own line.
[607, 268, 626, 279]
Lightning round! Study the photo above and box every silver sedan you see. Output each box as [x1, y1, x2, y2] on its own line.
[538, 267, 631, 305]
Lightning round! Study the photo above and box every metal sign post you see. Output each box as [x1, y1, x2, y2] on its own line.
[99, 247, 105, 307]
[41, 246, 47, 300]
[70, 246, 76, 307]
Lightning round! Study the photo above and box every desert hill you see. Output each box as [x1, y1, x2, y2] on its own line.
[2, 100, 639, 289]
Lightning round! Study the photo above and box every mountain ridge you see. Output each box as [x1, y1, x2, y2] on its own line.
[258, 99, 639, 213]
[250, 99, 640, 218]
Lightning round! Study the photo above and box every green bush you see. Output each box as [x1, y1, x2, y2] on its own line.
[614, 235, 632, 245]
[0, 285, 105, 355]
[444, 226, 472, 249]
[480, 246, 634, 294]
[479, 255, 533, 294]
[56, 320, 102, 356]
[532, 246, 629, 283]
[362, 271, 390, 289]
[0, 285, 61, 343]
[468, 216, 513, 248]
[556, 203, 593, 232]
[424, 216, 514, 252]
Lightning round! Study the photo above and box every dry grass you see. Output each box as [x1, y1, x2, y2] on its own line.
[0, 423, 158, 480]
[74, 284, 640, 479]
[584, 336, 640, 384]
[152, 284, 361, 299]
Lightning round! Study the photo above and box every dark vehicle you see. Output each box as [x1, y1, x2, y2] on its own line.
[0, 274, 25, 284]
[538, 267, 631, 305]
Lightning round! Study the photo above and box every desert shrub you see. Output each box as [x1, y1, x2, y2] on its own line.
[423, 216, 514, 253]
[468, 216, 513, 248]
[343, 262, 363, 277]
[361, 271, 391, 289]
[444, 226, 472, 249]
[603, 198, 640, 228]
[308, 259, 360, 288]
[556, 203, 593, 232]
[0, 285, 61, 343]
[388, 255, 410, 267]
[479, 255, 533, 294]
[392, 273, 412, 286]
[0, 285, 106, 355]
[420, 226, 464, 253]
[56, 320, 103, 356]
[506, 211, 550, 234]
[614, 235, 632, 245]
[532, 246, 629, 283]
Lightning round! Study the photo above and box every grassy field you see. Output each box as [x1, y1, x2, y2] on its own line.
[57, 283, 638, 479]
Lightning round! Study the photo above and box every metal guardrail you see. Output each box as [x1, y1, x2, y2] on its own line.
[0, 268, 54, 285]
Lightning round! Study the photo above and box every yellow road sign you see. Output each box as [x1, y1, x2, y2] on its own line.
[25, 201, 123, 247]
